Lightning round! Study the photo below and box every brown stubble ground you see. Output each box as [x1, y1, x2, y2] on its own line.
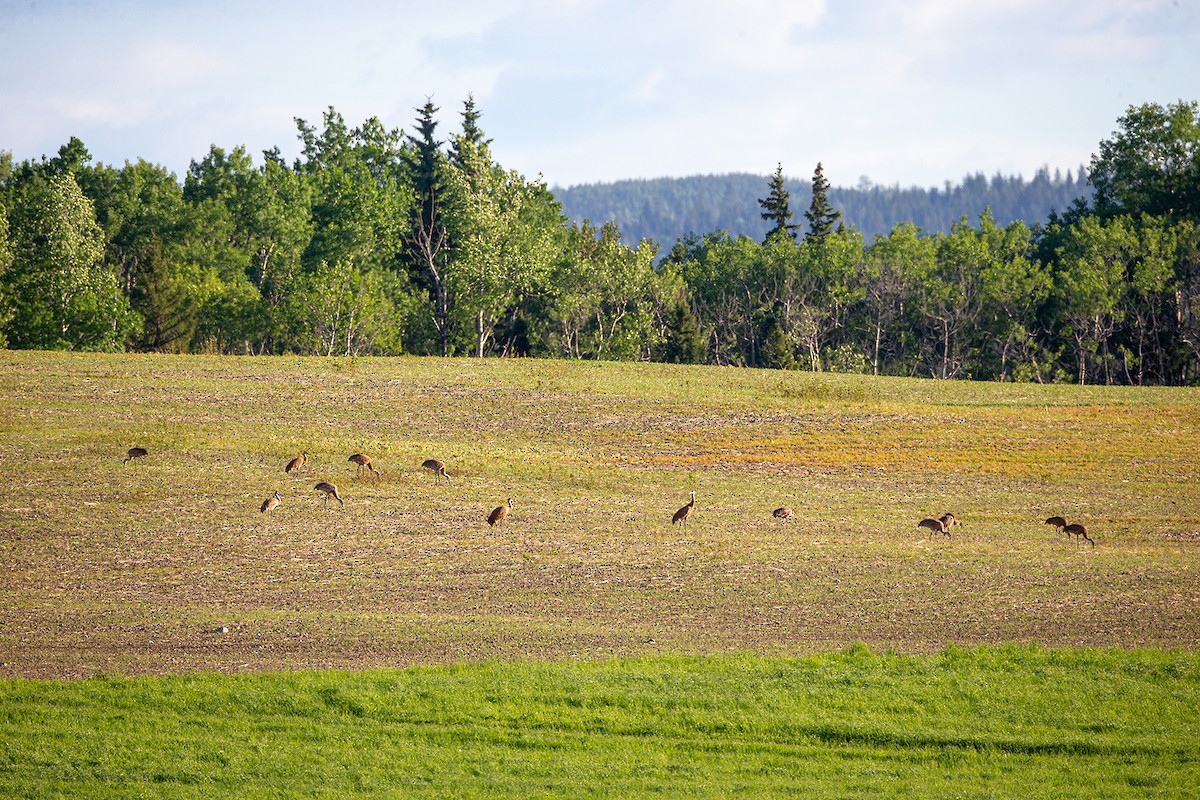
[1, 351, 1198, 679]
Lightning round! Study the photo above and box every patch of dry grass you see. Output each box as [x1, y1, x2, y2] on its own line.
[1, 351, 1198, 678]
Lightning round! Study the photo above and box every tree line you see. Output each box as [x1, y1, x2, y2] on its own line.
[554, 166, 1093, 246]
[1, 98, 1198, 384]
[0, 99, 686, 362]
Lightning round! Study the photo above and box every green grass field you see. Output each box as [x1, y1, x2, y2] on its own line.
[2, 647, 1198, 798]
[1, 351, 1199, 796]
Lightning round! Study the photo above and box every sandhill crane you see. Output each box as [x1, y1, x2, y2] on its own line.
[348, 453, 380, 480]
[488, 498, 512, 527]
[260, 490, 281, 514]
[673, 491, 696, 527]
[286, 451, 309, 474]
[939, 513, 961, 532]
[422, 458, 450, 484]
[1045, 516, 1069, 537]
[918, 517, 950, 538]
[123, 447, 148, 465]
[1064, 522, 1095, 548]
[773, 505, 793, 521]
[314, 481, 344, 508]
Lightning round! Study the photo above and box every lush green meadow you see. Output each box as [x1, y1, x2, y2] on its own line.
[1, 351, 1199, 796]
[3, 647, 1199, 798]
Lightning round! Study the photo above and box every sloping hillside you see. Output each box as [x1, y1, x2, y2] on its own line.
[554, 168, 1091, 247]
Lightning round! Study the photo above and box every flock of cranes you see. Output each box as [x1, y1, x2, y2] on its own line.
[123, 446, 1096, 545]
[267, 450, 504, 524]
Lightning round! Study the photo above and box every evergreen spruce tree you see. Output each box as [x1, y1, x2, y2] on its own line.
[804, 161, 841, 241]
[762, 317, 797, 369]
[758, 163, 799, 241]
[661, 294, 706, 363]
[407, 98, 444, 226]
[405, 99, 452, 355]
[450, 94, 493, 166]
[130, 233, 195, 353]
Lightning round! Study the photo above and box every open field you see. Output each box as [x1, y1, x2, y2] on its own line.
[3, 352, 1200, 797]
[2, 647, 1198, 798]
[1, 351, 1198, 678]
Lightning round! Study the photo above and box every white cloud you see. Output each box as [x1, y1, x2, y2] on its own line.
[1, 0, 1196, 186]
[684, 0, 828, 67]
[879, 0, 1041, 35]
[49, 98, 140, 127]
[124, 41, 228, 90]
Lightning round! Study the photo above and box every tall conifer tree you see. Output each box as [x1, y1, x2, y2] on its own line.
[804, 161, 841, 241]
[661, 293, 705, 363]
[130, 232, 195, 353]
[450, 94, 493, 167]
[758, 163, 799, 241]
[406, 99, 452, 354]
[407, 99, 443, 226]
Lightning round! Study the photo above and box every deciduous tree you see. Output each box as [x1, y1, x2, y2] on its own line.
[1053, 214, 1136, 384]
[975, 214, 1051, 381]
[0, 200, 12, 347]
[1090, 100, 1200, 223]
[5, 172, 138, 350]
[860, 222, 934, 375]
[445, 131, 560, 357]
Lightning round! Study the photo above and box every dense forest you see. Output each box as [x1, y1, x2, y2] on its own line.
[555, 168, 1093, 247]
[1, 99, 1199, 384]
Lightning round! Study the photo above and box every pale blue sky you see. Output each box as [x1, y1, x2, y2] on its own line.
[1, 0, 1197, 188]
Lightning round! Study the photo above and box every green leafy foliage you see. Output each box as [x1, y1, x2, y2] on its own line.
[4, 172, 138, 350]
[1053, 215, 1137, 384]
[859, 221, 933, 375]
[539, 220, 666, 360]
[1090, 100, 1200, 222]
[0, 200, 12, 346]
[281, 260, 399, 355]
[658, 289, 705, 363]
[2, 100, 1200, 384]
[444, 134, 560, 357]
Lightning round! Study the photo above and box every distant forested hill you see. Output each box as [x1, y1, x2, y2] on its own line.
[553, 167, 1092, 248]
